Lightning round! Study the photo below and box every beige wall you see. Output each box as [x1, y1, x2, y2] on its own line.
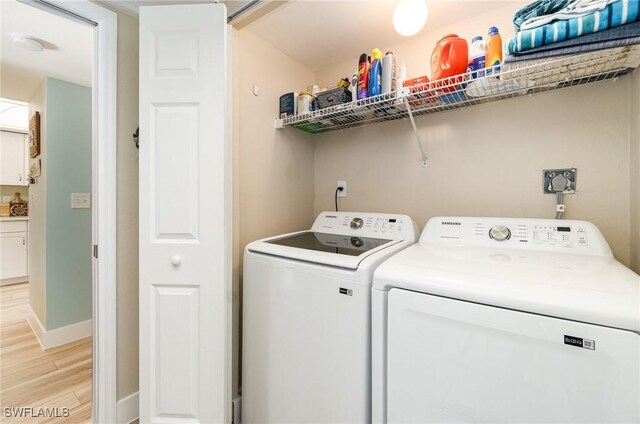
[630, 69, 640, 273]
[231, 26, 241, 399]
[235, 28, 316, 394]
[28, 80, 47, 325]
[313, 4, 635, 267]
[94, 0, 140, 401]
[114, 11, 140, 400]
[313, 80, 633, 266]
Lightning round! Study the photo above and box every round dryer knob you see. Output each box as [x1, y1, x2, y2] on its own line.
[489, 225, 511, 241]
[350, 218, 364, 229]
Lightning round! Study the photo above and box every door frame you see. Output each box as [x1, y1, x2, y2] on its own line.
[19, 0, 118, 422]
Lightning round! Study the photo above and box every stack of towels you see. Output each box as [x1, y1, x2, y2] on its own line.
[506, 0, 640, 61]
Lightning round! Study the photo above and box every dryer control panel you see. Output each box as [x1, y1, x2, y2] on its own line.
[312, 211, 419, 240]
[421, 217, 612, 257]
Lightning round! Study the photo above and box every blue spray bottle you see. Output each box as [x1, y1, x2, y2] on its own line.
[368, 48, 383, 97]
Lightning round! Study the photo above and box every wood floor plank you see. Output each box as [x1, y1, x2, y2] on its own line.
[1, 357, 92, 407]
[53, 346, 92, 370]
[41, 400, 92, 424]
[2, 339, 91, 378]
[1, 359, 57, 390]
[0, 283, 92, 418]
[73, 383, 92, 405]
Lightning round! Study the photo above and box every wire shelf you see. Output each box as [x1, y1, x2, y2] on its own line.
[276, 46, 640, 134]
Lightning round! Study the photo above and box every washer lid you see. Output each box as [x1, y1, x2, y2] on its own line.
[248, 230, 399, 270]
[373, 243, 640, 332]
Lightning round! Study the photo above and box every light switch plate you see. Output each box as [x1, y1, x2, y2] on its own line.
[71, 193, 91, 209]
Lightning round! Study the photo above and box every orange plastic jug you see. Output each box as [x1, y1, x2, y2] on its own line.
[431, 34, 468, 91]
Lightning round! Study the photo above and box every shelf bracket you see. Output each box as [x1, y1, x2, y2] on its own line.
[403, 97, 428, 168]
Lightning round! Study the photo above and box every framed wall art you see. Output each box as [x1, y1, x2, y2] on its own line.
[29, 111, 40, 158]
[29, 158, 41, 178]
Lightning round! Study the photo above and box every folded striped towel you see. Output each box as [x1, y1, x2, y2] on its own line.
[514, 0, 574, 31]
[508, 0, 640, 53]
[505, 20, 640, 61]
[520, 0, 619, 30]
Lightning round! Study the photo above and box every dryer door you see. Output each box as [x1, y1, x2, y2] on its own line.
[386, 288, 640, 423]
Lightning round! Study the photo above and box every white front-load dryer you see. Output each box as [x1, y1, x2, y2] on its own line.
[243, 211, 419, 423]
[372, 217, 640, 423]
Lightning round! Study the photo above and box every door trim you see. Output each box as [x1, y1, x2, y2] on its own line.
[18, 1, 118, 422]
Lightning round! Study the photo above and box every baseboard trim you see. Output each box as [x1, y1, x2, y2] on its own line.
[26, 305, 46, 350]
[26, 305, 92, 350]
[117, 391, 139, 424]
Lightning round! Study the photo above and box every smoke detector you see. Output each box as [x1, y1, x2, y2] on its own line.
[11, 33, 44, 52]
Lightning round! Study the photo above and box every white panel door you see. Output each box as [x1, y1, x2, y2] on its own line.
[386, 289, 640, 423]
[0, 131, 27, 186]
[139, 4, 230, 423]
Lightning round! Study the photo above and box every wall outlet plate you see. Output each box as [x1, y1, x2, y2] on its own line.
[543, 168, 577, 194]
[337, 180, 347, 197]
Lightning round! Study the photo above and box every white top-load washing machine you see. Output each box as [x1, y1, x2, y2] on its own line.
[372, 217, 640, 424]
[243, 211, 419, 423]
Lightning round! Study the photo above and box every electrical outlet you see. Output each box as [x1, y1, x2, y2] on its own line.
[337, 180, 347, 197]
[543, 168, 577, 194]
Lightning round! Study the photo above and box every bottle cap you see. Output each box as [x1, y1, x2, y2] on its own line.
[371, 48, 383, 60]
[472, 36, 483, 43]
[385, 51, 394, 56]
[488, 26, 499, 35]
[359, 53, 368, 62]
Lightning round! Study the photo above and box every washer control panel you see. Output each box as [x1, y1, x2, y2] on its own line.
[421, 217, 612, 256]
[312, 212, 417, 239]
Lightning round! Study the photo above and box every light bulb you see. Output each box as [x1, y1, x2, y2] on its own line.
[393, 0, 428, 37]
[11, 33, 44, 52]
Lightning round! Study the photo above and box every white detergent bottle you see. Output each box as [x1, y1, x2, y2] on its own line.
[468, 36, 486, 79]
[382, 51, 397, 94]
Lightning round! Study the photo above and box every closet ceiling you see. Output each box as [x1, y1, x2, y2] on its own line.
[245, 0, 525, 71]
[0, 0, 92, 101]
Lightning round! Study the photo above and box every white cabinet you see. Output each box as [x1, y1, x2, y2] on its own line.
[0, 130, 29, 186]
[0, 219, 29, 284]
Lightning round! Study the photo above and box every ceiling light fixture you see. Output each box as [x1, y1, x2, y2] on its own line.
[393, 0, 428, 37]
[11, 33, 45, 52]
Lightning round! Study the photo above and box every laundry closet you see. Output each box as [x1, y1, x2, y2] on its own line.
[230, 0, 640, 410]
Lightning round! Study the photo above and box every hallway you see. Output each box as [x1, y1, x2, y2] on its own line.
[1, 283, 92, 423]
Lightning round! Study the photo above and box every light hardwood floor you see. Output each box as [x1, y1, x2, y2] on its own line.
[1, 283, 92, 423]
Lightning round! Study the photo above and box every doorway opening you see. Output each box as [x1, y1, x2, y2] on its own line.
[0, 0, 117, 421]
